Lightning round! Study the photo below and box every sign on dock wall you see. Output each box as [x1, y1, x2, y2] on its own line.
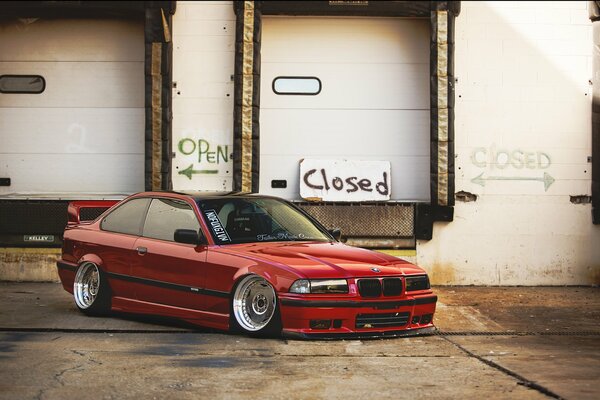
[299, 159, 391, 202]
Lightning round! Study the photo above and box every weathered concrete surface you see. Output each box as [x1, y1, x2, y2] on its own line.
[0, 248, 60, 282]
[0, 284, 598, 399]
[0, 282, 192, 331]
[435, 286, 600, 332]
[447, 335, 600, 400]
[0, 332, 547, 400]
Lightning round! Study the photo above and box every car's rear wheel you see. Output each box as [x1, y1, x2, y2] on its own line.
[73, 262, 111, 315]
[231, 275, 281, 336]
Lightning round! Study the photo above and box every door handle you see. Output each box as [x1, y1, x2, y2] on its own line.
[136, 246, 148, 255]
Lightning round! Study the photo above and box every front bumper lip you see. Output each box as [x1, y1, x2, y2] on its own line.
[283, 326, 437, 340]
[280, 295, 437, 308]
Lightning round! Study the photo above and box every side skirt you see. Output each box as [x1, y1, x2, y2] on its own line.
[111, 296, 230, 331]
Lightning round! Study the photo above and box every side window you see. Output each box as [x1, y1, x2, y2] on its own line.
[100, 198, 151, 236]
[143, 198, 200, 242]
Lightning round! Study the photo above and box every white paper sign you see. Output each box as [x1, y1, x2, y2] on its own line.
[299, 159, 391, 202]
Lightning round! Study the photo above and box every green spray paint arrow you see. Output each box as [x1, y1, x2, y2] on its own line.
[471, 172, 555, 191]
[178, 164, 218, 180]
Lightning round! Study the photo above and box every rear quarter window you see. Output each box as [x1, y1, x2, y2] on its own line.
[100, 198, 151, 236]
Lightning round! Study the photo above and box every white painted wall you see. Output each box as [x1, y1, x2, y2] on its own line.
[172, 1, 235, 192]
[0, 19, 144, 198]
[417, 1, 600, 285]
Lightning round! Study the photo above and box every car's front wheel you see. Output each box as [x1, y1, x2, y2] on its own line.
[231, 275, 281, 336]
[73, 262, 111, 315]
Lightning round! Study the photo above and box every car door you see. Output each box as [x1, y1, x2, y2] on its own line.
[131, 197, 208, 311]
[97, 197, 151, 299]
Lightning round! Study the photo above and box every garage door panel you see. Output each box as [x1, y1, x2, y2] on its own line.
[185, 3, 237, 21]
[262, 63, 429, 109]
[0, 108, 144, 154]
[173, 110, 233, 128]
[260, 109, 430, 157]
[0, 62, 144, 108]
[174, 81, 233, 99]
[172, 172, 232, 192]
[0, 154, 144, 196]
[174, 97, 234, 115]
[175, 51, 234, 87]
[260, 155, 430, 201]
[260, 16, 430, 202]
[262, 17, 429, 64]
[0, 20, 143, 62]
[174, 19, 235, 37]
[176, 35, 234, 52]
[0, 19, 144, 198]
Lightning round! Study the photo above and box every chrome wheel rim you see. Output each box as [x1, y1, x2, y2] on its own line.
[233, 275, 276, 332]
[74, 263, 100, 309]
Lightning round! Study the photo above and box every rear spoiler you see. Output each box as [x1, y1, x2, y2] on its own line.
[67, 200, 120, 225]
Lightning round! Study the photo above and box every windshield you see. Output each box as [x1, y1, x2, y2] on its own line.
[196, 197, 332, 245]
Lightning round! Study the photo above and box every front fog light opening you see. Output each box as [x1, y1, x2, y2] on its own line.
[421, 314, 433, 324]
[310, 319, 332, 329]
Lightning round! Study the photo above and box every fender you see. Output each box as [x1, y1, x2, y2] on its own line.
[232, 262, 299, 295]
[78, 254, 105, 272]
[222, 249, 305, 293]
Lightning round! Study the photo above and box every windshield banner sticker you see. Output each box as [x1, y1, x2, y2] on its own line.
[204, 209, 231, 242]
[257, 232, 306, 242]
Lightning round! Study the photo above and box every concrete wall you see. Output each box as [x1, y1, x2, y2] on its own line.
[0, 248, 60, 282]
[418, 1, 600, 285]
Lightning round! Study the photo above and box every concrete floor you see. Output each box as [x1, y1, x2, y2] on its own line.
[0, 283, 598, 400]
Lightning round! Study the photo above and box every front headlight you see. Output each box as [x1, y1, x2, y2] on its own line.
[289, 279, 348, 294]
[406, 275, 430, 291]
[289, 279, 310, 294]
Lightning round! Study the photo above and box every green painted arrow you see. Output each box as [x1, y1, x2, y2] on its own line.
[471, 172, 555, 191]
[178, 164, 218, 180]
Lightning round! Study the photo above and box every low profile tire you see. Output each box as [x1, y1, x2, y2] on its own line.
[73, 262, 111, 316]
[231, 275, 282, 337]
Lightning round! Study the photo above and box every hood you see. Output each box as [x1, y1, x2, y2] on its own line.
[221, 241, 427, 279]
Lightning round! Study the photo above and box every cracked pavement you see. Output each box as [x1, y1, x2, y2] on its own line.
[0, 283, 598, 399]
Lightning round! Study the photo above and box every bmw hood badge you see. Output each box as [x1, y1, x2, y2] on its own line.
[371, 267, 381, 273]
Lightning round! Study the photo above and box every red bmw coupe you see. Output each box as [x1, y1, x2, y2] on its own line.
[57, 192, 437, 339]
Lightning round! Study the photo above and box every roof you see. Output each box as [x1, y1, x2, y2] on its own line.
[149, 191, 275, 202]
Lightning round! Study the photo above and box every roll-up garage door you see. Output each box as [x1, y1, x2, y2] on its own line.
[0, 19, 144, 198]
[260, 17, 430, 201]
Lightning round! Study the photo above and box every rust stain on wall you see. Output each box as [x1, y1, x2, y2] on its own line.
[589, 266, 600, 285]
[429, 263, 456, 285]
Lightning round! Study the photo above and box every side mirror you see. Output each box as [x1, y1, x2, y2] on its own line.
[174, 229, 202, 245]
[329, 228, 342, 241]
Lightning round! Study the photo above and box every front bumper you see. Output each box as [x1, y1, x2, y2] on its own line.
[279, 294, 437, 339]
